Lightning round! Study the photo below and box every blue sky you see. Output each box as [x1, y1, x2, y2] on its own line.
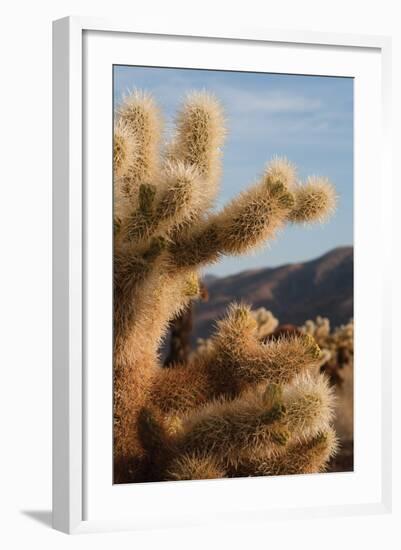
[114, 65, 353, 276]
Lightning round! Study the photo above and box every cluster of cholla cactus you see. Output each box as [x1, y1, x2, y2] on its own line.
[251, 308, 280, 339]
[113, 89, 338, 483]
[301, 316, 354, 385]
[301, 316, 354, 457]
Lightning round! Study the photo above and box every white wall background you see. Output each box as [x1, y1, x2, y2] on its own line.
[0, 1, 399, 548]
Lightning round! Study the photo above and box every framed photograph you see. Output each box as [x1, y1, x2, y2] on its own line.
[52, 16, 392, 534]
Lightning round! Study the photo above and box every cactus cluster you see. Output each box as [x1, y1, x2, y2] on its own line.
[113, 90, 338, 483]
[301, 316, 354, 384]
[301, 316, 354, 455]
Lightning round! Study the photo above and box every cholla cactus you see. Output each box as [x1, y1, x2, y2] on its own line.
[301, 317, 354, 456]
[301, 317, 354, 382]
[113, 90, 338, 482]
[251, 307, 279, 338]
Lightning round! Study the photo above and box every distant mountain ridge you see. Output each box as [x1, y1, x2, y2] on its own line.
[193, 247, 353, 342]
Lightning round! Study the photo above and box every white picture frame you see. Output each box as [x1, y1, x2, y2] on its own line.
[52, 16, 392, 534]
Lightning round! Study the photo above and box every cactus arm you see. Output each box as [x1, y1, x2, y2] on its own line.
[231, 428, 338, 477]
[169, 169, 336, 271]
[165, 91, 226, 196]
[113, 118, 138, 180]
[289, 176, 337, 223]
[176, 373, 333, 458]
[166, 429, 337, 481]
[148, 303, 322, 417]
[169, 173, 295, 269]
[115, 90, 162, 190]
[167, 453, 227, 481]
[209, 304, 322, 386]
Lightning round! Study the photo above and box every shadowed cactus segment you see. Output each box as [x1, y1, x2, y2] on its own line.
[113, 89, 338, 482]
[263, 382, 284, 409]
[234, 428, 338, 477]
[167, 453, 226, 481]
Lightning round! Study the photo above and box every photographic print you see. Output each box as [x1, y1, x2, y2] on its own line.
[112, 65, 353, 484]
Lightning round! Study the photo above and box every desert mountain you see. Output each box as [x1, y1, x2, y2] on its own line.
[193, 246, 353, 342]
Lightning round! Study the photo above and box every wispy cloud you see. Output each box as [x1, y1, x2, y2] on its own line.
[114, 69, 350, 148]
[213, 86, 323, 115]
[115, 72, 323, 115]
